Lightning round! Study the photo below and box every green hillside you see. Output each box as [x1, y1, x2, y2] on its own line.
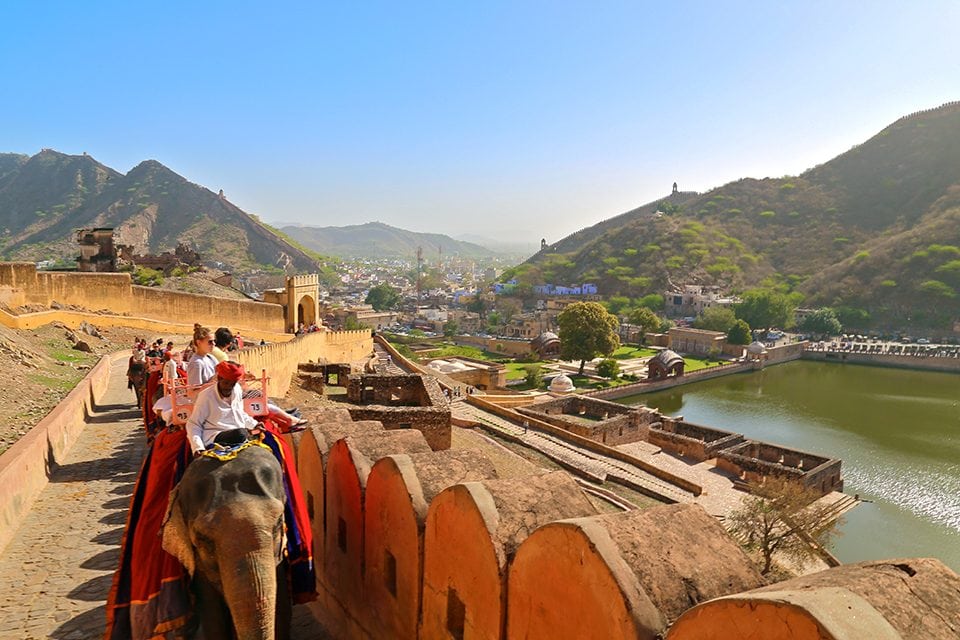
[518, 102, 960, 330]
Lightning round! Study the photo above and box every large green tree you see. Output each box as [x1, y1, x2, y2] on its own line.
[365, 283, 401, 311]
[727, 319, 752, 345]
[735, 289, 795, 330]
[627, 306, 661, 344]
[798, 308, 842, 337]
[557, 301, 620, 375]
[694, 306, 737, 333]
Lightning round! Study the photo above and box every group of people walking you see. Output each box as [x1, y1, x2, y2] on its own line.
[107, 323, 316, 639]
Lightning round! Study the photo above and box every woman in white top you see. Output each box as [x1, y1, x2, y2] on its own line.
[186, 324, 218, 386]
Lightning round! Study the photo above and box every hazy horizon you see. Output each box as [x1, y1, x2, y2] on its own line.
[2, 2, 958, 245]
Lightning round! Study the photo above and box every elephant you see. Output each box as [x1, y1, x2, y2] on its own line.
[162, 442, 292, 640]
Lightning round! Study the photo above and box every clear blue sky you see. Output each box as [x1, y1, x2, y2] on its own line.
[1, 1, 958, 245]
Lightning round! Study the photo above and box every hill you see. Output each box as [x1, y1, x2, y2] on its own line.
[280, 221, 498, 259]
[517, 101, 960, 331]
[0, 150, 323, 273]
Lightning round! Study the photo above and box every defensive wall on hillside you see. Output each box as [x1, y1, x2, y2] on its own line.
[0, 262, 286, 334]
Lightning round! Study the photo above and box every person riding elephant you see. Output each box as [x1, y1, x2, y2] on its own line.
[106, 339, 315, 640]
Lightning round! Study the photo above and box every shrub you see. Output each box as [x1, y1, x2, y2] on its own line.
[595, 358, 620, 380]
[919, 280, 956, 298]
[758, 210, 776, 218]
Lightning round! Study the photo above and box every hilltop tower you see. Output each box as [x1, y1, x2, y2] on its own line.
[672, 182, 678, 194]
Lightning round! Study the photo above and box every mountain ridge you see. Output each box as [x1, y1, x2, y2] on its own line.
[0, 150, 321, 273]
[518, 101, 960, 329]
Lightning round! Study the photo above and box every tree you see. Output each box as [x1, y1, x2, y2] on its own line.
[637, 293, 665, 311]
[442, 320, 460, 338]
[627, 307, 661, 344]
[726, 477, 841, 576]
[797, 308, 842, 337]
[694, 306, 737, 333]
[727, 319, 752, 345]
[365, 283, 401, 311]
[834, 306, 871, 330]
[735, 289, 795, 330]
[486, 311, 502, 334]
[466, 296, 488, 323]
[557, 301, 620, 375]
[343, 316, 365, 331]
[605, 295, 632, 315]
[524, 364, 545, 388]
[595, 358, 620, 380]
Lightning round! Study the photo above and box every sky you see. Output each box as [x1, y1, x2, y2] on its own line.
[1, 1, 958, 246]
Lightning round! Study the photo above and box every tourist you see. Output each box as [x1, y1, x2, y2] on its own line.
[186, 361, 260, 455]
[186, 324, 218, 385]
[211, 326, 233, 362]
[162, 349, 183, 381]
[235, 331, 244, 349]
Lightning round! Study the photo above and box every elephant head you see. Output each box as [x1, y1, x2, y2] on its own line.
[163, 445, 289, 640]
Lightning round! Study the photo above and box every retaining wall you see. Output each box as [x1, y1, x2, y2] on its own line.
[802, 349, 960, 373]
[0, 351, 124, 554]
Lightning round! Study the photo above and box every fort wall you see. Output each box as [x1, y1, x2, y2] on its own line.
[0, 351, 124, 554]
[0, 262, 287, 334]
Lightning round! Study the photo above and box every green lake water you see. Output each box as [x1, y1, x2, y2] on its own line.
[617, 361, 960, 571]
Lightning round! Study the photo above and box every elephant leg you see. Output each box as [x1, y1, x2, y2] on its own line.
[194, 575, 235, 640]
[274, 562, 291, 640]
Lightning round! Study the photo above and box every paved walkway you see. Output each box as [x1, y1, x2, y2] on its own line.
[0, 358, 327, 639]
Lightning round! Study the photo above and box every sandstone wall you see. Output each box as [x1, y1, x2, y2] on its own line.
[667, 558, 960, 640]
[0, 262, 288, 334]
[0, 352, 123, 554]
[236, 330, 372, 397]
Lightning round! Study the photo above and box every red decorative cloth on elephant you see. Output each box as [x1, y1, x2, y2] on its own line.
[259, 418, 317, 604]
[106, 384, 316, 638]
[105, 427, 193, 639]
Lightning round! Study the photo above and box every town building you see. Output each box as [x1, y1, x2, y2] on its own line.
[665, 284, 737, 318]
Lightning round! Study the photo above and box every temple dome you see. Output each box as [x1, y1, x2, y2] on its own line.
[747, 341, 768, 355]
[548, 373, 575, 393]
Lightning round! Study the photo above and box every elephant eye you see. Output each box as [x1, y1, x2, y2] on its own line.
[194, 532, 214, 549]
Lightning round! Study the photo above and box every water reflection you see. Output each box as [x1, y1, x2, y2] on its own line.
[619, 361, 960, 570]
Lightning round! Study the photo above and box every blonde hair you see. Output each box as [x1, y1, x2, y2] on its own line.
[192, 324, 212, 349]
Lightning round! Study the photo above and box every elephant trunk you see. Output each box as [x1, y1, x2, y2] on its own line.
[219, 543, 278, 640]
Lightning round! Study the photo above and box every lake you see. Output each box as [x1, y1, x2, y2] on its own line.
[617, 360, 960, 571]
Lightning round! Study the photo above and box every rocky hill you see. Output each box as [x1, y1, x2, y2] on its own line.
[0, 150, 322, 273]
[280, 220, 498, 259]
[517, 101, 960, 330]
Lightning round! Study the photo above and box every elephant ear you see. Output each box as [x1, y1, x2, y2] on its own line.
[161, 485, 196, 576]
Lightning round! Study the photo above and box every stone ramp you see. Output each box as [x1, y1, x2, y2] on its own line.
[0, 358, 329, 640]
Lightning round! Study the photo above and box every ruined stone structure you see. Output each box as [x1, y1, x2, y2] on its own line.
[517, 395, 660, 446]
[648, 417, 746, 462]
[345, 373, 451, 450]
[717, 441, 843, 495]
[423, 356, 506, 390]
[117, 242, 203, 275]
[75, 227, 117, 272]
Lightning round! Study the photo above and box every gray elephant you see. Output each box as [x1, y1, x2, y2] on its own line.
[163, 444, 292, 640]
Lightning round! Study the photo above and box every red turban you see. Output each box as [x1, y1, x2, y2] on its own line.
[216, 361, 245, 383]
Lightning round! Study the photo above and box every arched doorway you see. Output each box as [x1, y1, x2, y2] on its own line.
[296, 294, 316, 330]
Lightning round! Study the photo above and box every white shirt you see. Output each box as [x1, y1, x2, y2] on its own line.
[163, 359, 180, 381]
[186, 353, 218, 386]
[185, 383, 258, 454]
